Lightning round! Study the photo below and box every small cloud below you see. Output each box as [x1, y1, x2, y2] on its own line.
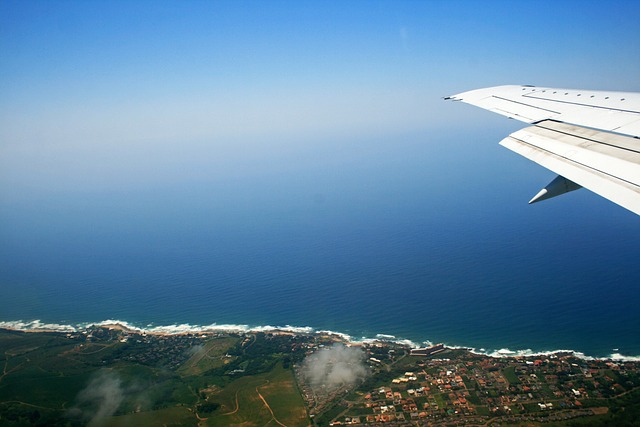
[68, 370, 125, 426]
[302, 344, 368, 394]
[186, 343, 205, 356]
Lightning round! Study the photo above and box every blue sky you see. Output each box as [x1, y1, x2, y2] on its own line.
[1, 0, 639, 202]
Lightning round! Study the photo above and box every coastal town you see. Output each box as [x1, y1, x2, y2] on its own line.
[0, 325, 639, 426]
[310, 344, 640, 426]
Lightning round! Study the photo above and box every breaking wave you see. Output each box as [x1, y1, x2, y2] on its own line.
[1, 318, 639, 362]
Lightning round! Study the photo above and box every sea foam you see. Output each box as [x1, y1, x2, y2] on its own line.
[2, 318, 639, 361]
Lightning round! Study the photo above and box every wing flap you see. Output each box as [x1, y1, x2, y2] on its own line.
[500, 120, 640, 215]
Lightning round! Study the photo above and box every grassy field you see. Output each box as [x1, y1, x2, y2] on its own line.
[502, 366, 520, 385]
[106, 406, 196, 426]
[203, 362, 308, 427]
[178, 336, 240, 377]
[0, 329, 308, 426]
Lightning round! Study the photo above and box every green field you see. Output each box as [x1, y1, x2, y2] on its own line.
[178, 336, 240, 377]
[203, 363, 308, 426]
[502, 366, 520, 385]
[0, 329, 308, 426]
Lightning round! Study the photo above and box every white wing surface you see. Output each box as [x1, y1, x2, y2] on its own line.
[447, 85, 640, 215]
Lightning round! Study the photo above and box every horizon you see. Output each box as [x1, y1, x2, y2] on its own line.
[1, 1, 640, 362]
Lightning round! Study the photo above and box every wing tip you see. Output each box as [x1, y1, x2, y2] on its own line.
[529, 176, 582, 205]
[528, 188, 548, 204]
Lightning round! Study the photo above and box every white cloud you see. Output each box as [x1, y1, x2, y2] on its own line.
[303, 344, 368, 392]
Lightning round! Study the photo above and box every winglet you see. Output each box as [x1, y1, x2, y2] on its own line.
[529, 175, 582, 204]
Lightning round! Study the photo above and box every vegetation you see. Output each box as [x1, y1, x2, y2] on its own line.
[503, 366, 521, 384]
[2, 328, 640, 426]
[0, 328, 309, 427]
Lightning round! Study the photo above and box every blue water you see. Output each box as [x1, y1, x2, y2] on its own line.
[1, 129, 639, 357]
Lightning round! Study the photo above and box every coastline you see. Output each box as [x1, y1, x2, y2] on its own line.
[2, 318, 639, 362]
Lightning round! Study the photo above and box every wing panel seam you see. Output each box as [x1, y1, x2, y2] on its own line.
[491, 96, 561, 114]
[522, 94, 640, 114]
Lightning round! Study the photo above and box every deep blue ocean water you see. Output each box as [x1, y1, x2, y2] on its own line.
[1, 128, 639, 358]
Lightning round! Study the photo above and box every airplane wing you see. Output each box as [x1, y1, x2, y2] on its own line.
[446, 85, 640, 216]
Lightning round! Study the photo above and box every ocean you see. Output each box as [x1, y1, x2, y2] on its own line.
[1, 128, 639, 358]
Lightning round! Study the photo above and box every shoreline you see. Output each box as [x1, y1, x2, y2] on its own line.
[1, 318, 639, 362]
